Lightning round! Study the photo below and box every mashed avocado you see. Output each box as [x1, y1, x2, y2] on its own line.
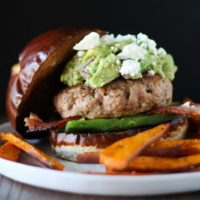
[61, 32, 177, 88]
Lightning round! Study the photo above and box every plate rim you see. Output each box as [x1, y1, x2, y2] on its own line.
[1, 121, 200, 196]
[1, 156, 200, 196]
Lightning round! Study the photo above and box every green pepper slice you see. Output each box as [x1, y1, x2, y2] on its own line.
[65, 114, 176, 133]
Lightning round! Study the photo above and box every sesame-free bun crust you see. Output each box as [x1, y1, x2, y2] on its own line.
[50, 129, 144, 161]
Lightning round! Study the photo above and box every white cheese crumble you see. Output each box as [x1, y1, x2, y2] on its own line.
[137, 33, 157, 54]
[100, 34, 115, 44]
[119, 59, 142, 79]
[72, 31, 169, 81]
[73, 31, 166, 58]
[77, 51, 85, 57]
[148, 69, 156, 76]
[137, 33, 148, 42]
[117, 43, 147, 60]
[147, 39, 157, 54]
[73, 32, 100, 50]
[115, 34, 136, 42]
[158, 47, 167, 57]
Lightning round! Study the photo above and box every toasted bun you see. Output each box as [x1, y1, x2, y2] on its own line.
[6, 27, 105, 135]
[50, 129, 145, 161]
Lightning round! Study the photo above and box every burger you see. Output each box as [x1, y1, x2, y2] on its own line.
[6, 27, 178, 161]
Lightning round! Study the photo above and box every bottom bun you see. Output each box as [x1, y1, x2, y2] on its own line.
[52, 145, 101, 161]
[50, 129, 144, 161]
[50, 117, 188, 162]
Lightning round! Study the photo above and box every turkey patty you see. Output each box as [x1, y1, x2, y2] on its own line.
[54, 75, 172, 119]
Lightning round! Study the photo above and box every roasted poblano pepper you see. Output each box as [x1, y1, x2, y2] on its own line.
[65, 114, 176, 133]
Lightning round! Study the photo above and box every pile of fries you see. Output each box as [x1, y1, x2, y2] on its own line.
[100, 122, 200, 174]
[99, 99, 200, 174]
[1, 98, 200, 175]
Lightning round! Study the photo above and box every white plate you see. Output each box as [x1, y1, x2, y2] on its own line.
[1, 122, 200, 196]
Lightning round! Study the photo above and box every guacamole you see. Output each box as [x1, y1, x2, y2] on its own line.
[61, 32, 177, 88]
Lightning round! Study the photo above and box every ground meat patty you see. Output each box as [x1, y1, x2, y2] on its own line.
[54, 75, 172, 119]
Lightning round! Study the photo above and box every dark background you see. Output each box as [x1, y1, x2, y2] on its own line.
[1, 0, 200, 117]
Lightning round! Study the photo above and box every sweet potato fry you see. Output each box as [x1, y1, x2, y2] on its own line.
[0, 132, 64, 170]
[127, 154, 200, 172]
[100, 123, 169, 170]
[77, 139, 200, 164]
[77, 152, 100, 163]
[0, 142, 21, 161]
[143, 139, 200, 157]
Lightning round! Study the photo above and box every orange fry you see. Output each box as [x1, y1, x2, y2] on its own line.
[127, 154, 200, 172]
[143, 139, 200, 157]
[0, 142, 21, 161]
[87, 170, 160, 176]
[77, 152, 100, 163]
[100, 123, 169, 170]
[0, 132, 64, 170]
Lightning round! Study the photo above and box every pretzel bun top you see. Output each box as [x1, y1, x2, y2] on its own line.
[6, 27, 105, 135]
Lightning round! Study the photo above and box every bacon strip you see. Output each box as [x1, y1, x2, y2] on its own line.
[183, 97, 200, 107]
[153, 103, 200, 124]
[25, 113, 79, 133]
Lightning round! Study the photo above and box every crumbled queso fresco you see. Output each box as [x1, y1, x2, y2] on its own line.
[61, 31, 177, 88]
[73, 32, 167, 80]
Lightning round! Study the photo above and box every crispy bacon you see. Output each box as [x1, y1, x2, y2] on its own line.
[24, 113, 43, 128]
[25, 113, 79, 133]
[153, 102, 200, 124]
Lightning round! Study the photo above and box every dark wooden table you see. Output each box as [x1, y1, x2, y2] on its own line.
[1, 115, 200, 200]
